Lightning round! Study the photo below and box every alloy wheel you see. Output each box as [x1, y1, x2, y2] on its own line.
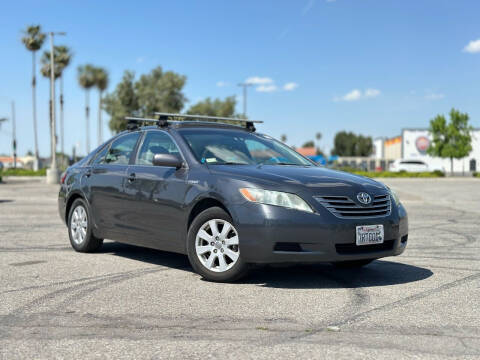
[195, 219, 239, 272]
[70, 205, 88, 245]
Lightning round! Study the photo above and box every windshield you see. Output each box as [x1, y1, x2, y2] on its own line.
[178, 128, 314, 166]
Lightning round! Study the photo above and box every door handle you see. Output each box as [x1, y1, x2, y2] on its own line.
[128, 172, 136, 182]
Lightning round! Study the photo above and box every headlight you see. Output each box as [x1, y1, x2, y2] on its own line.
[239, 188, 314, 213]
[389, 188, 400, 205]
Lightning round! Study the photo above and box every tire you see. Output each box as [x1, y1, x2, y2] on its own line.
[187, 207, 249, 282]
[332, 259, 374, 268]
[67, 198, 103, 253]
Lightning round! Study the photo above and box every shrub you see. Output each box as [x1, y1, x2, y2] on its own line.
[0, 168, 47, 177]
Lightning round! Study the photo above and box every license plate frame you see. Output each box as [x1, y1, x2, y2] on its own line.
[356, 225, 384, 246]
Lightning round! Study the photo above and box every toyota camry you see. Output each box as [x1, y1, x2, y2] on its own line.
[58, 113, 408, 282]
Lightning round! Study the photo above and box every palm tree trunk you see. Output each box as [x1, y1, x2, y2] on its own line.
[60, 75, 64, 161]
[85, 90, 90, 154]
[98, 90, 102, 146]
[31, 52, 40, 170]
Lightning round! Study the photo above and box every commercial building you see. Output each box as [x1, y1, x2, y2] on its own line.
[344, 128, 480, 173]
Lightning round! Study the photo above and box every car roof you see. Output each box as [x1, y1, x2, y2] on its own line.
[134, 121, 253, 132]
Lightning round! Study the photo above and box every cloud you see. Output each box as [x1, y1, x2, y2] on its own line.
[216, 81, 229, 87]
[365, 88, 380, 98]
[256, 84, 278, 93]
[334, 88, 381, 102]
[463, 39, 480, 53]
[425, 93, 445, 100]
[302, 0, 316, 15]
[283, 82, 299, 91]
[245, 76, 274, 85]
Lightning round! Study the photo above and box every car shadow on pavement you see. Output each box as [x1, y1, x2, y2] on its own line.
[243, 261, 433, 289]
[99, 241, 192, 272]
[100, 241, 432, 289]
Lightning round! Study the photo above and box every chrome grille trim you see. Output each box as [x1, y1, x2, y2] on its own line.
[314, 194, 391, 219]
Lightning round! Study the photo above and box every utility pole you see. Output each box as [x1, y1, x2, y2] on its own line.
[11, 102, 16, 169]
[237, 82, 253, 118]
[46, 31, 66, 184]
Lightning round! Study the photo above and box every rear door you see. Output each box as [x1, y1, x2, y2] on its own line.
[87, 132, 141, 241]
[123, 130, 189, 252]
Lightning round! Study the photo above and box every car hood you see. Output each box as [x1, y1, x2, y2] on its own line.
[208, 165, 387, 196]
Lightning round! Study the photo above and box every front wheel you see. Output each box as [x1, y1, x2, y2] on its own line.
[187, 207, 249, 282]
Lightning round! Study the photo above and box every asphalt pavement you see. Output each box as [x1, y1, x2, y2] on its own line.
[1, 177, 479, 359]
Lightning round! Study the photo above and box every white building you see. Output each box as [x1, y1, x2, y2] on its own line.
[402, 128, 480, 173]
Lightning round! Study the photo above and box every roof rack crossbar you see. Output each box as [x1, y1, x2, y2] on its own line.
[153, 112, 263, 124]
[125, 113, 263, 132]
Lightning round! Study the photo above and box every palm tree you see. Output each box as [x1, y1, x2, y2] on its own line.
[94, 67, 109, 146]
[40, 46, 71, 160]
[40, 48, 62, 160]
[21, 25, 46, 170]
[56, 46, 72, 159]
[78, 65, 96, 154]
[315, 132, 322, 155]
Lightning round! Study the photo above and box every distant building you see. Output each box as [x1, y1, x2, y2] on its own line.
[402, 128, 479, 173]
[338, 128, 480, 173]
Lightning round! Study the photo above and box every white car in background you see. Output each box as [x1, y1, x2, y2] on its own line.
[389, 159, 430, 172]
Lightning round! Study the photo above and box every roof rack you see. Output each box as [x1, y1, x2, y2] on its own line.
[155, 112, 262, 132]
[125, 113, 263, 132]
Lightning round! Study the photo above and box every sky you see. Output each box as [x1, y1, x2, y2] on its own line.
[0, 0, 479, 157]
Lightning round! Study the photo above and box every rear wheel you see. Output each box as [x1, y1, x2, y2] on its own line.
[68, 198, 103, 253]
[332, 259, 374, 268]
[187, 207, 249, 282]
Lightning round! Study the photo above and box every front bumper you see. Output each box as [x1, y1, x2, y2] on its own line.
[231, 201, 408, 264]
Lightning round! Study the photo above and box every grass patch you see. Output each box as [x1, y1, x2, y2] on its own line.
[473, 172, 480, 178]
[0, 168, 47, 177]
[351, 170, 445, 178]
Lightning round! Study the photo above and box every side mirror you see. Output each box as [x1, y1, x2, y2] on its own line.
[152, 153, 183, 169]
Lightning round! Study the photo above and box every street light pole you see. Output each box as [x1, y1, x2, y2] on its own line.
[46, 31, 66, 184]
[11, 102, 16, 169]
[237, 82, 253, 118]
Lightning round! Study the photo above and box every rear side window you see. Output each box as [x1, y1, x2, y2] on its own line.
[136, 131, 180, 166]
[103, 133, 140, 165]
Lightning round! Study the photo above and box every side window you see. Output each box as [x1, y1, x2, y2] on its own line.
[103, 133, 140, 165]
[91, 145, 109, 166]
[136, 131, 180, 166]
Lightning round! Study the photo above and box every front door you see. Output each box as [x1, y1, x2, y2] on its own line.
[123, 130, 189, 253]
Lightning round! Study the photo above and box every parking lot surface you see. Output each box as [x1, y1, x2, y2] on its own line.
[1, 177, 479, 359]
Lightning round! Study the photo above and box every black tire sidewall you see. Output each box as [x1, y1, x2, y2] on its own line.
[67, 198, 101, 252]
[187, 207, 248, 282]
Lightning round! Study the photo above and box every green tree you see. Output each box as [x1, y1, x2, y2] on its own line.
[21, 25, 46, 169]
[331, 131, 372, 156]
[187, 96, 237, 117]
[104, 71, 139, 133]
[427, 109, 473, 174]
[104, 67, 187, 132]
[78, 64, 97, 153]
[280, 134, 287, 143]
[302, 141, 315, 148]
[94, 67, 109, 145]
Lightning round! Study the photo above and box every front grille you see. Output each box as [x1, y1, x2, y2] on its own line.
[335, 240, 395, 254]
[314, 194, 391, 218]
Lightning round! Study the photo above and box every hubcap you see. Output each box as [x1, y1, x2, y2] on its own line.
[195, 219, 239, 273]
[70, 205, 88, 245]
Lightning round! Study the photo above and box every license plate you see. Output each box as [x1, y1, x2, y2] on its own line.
[356, 225, 384, 246]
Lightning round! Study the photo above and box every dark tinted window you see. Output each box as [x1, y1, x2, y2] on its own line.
[103, 133, 140, 165]
[136, 131, 180, 166]
[92, 145, 109, 165]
